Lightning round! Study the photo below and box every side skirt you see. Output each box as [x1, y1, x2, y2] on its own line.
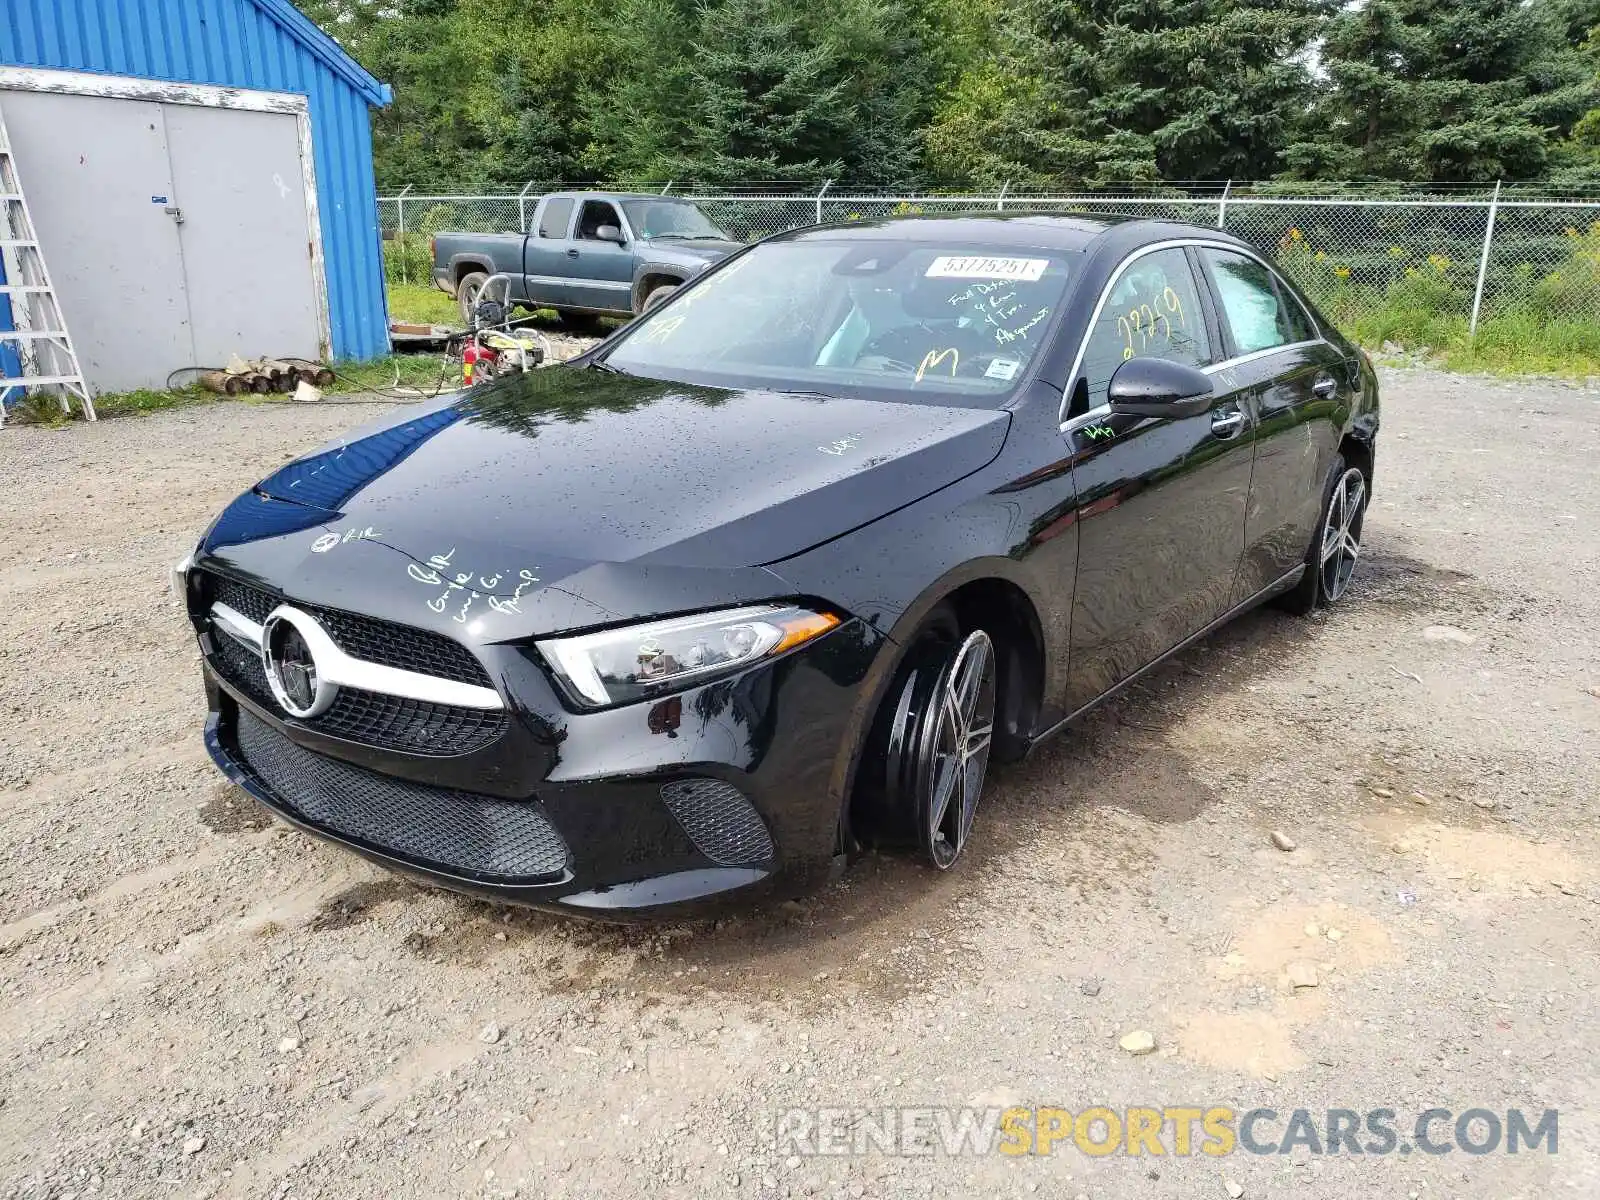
[1025, 564, 1305, 752]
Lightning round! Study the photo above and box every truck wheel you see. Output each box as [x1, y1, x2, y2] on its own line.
[642, 283, 679, 312]
[457, 272, 490, 325]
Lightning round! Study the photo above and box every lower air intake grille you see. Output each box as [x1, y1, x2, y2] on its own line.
[659, 778, 775, 867]
[234, 709, 569, 882]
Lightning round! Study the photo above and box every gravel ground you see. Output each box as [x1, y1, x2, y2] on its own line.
[1, 367, 1597, 1199]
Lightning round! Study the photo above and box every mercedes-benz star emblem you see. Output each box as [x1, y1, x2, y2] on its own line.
[261, 606, 337, 718]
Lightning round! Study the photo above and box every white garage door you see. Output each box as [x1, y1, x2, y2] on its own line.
[2, 86, 323, 395]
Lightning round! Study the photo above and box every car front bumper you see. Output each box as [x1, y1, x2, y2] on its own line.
[199, 618, 884, 918]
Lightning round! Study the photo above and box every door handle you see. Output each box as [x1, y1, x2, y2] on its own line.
[566, 248, 579, 258]
[1311, 374, 1338, 399]
[1211, 409, 1245, 440]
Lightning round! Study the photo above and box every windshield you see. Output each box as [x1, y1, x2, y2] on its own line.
[620, 199, 731, 241]
[604, 240, 1075, 400]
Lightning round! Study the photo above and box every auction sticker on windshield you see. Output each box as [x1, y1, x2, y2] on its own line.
[926, 255, 1049, 281]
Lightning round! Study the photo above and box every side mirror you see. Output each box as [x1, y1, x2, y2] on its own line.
[1107, 357, 1215, 418]
[596, 224, 625, 244]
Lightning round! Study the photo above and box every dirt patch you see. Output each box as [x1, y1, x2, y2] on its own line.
[308, 879, 412, 932]
[1366, 812, 1594, 898]
[1175, 902, 1399, 1078]
[1354, 549, 1495, 617]
[197, 783, 274, 834]
[1177, 1010, 1308, 1077]
[3, 368, 1600, 1198]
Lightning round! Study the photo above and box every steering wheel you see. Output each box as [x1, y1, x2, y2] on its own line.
[857, 324, 947, 376]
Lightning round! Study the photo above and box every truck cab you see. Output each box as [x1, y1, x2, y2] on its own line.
[431, 192, 740, 325]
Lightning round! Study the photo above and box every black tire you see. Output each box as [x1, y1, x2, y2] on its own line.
[1279, 453, 1368, 614]
[641, 283, 679, 312]
[855, 606, 998, 870]
[456, 271, 490, 326]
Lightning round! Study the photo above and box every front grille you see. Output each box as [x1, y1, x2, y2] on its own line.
[204, 573, 492, 688]
[201, 571, 506, 756]
[213, 628, 275, 707]
[659, 778, 774, 866]
[211, 574, 276, 624]
[208, 629, 506, 756]
[234, 709, 569, 882]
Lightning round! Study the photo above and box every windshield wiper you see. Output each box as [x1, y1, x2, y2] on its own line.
[587, 359, 630, 376]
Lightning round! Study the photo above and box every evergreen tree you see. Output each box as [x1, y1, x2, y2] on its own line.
[931, 0, 1330, 186]
[588, 0, 936, 184]
[1287, 0, 1596, 181]
[672, 0, 854, 182]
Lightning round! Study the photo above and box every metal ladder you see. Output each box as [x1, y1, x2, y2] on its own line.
[0, 96, 93, 425]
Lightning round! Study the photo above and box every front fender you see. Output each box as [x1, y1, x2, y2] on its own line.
[768, 387, 1080, 744]
[630, 263, 689, 311]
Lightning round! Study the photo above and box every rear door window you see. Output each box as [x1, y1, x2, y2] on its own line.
[1202, 249, 1316, 355]
[537, 197, 574, 238]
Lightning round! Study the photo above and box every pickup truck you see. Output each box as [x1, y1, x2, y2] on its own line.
[431, 191, 742, 325]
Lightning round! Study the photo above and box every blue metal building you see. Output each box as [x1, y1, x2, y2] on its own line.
[0, 0, 393, 371]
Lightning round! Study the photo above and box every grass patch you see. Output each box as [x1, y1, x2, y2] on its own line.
[5, 383, 214, 424]
[388, 282, 459, 326]
[93, 384, 214, 419]
[322, 352, 460, 396]
[1339, 305, 1600, 377]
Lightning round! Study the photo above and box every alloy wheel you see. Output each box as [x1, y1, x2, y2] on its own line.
[1319, 466, 1366, 602]
[918, 630, 997, 869]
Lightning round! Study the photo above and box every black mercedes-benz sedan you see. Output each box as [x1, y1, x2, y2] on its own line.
[177, 214, 1378, 916]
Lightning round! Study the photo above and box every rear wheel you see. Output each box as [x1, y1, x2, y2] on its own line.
[858, 607, 998, 870]
[456, 271, 490, 325]
[1280, 453, 1367, 613]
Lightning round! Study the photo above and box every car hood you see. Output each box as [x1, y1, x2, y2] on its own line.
[638, 237, 741, 264]
[200, 367, 1007, 637]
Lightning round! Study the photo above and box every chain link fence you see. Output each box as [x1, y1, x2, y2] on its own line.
[379, 184, 1600, 336]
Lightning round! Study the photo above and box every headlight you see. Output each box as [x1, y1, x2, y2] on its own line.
[170, 548, 196, 606]
[535, 604, 841, 708]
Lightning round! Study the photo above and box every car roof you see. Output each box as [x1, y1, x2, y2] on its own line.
[775, 212, 1254, 255]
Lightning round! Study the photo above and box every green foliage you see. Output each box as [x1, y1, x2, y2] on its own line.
[387, 279, 461, 324]
[295, 0, 615, 189]
[583, 0, 939, 184]
[1285, 0, 1598, 181]
[383, 233, 434, 285]
[295, 0, 1600, 191]
[1025, 0, 1340, 183]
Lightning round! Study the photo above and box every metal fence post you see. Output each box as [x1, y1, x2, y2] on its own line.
[395, 185, 414, 283]
[661, 180, 673, 195]
[997, 181, 1010, 212]
[517, 181, 537, 233]
[816, 179, 832, 225]
[1469, 180, 1502, 337]
[1217, 179, 1231, 230]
